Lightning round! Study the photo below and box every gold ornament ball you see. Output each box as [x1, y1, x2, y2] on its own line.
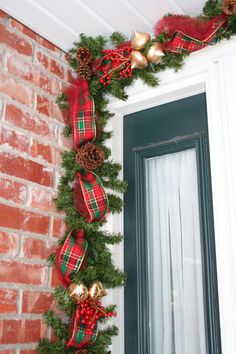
[68, 282, 88, 304]
[147, 42, 165, 64]
[130, 50, 148, 69]
[89, 281, 107, 300]
[131, 31, 151, 50]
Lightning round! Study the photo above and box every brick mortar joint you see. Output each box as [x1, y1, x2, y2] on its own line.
[0, 254, 51, 266]
[0, 226, 63, 245]
[4, 15, 68, 63]
[0, 94, 69, 130]
[0, 119, 69, 151]
[0, 172, 60, 192]
[1, 63, 62, 101]
[0, 41, 74, 93]
[0, 197, 64, 219]
[0, 313, 47, 320]
[0, 143, 64, 172]
[0, 282, 55, 292]
[0, 343, 37, 351]
[0, 95, 71, 139]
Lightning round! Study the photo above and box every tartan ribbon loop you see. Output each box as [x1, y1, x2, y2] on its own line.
[155, 14, 227, 54]
[56, 230, 88, 287]
[68, 79, 96, 149]
[74, 170, 109, 223]
[67, 302, 98, 349]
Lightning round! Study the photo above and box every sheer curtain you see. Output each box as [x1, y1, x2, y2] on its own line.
[145, 149, 206, 354]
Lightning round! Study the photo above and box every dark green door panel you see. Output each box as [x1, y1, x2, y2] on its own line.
[123, 94, 221, 354]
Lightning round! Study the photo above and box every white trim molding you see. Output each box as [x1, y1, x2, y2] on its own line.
[109, 37, 236, 354]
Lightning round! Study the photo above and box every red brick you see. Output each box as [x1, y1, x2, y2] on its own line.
[50, 58, 64, 79]
[0, 152, 53, 186]
[0, 24, 32, 56]
[0, 126, 30, 153]
[36, 36, 60, 53]
[4, 104, 56, 140]
[20, 351, 37, 354]
[0, 260, 48, 286]
[0, 231, 19, 256]
[0, 319, 47, 344]
[0, 177, 27, 204]
[0, 203, 50, 234]
[51, 267, 62, 287]
[22, 237, 54, 260]
[66, 69, 76, 84]
[30, 186, 56, 212]
[36, 94, 65, 122]
[0, 47, 5, 67]
[36, 50, 50, 70]
[52, 147, 62, 165]
[0, 72, 33, 107]
[0, 10, 7, 20]
[10, 19, 37, 40]
[30, 139, 52, 163]
[52, 217, 66, 238]
[7, 54, 58, 96]
[22, 290, 54, 314]
[0, 289, 18, 313]
[0, 351, 15, 354]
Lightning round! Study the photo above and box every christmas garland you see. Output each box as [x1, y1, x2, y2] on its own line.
[37, 1, 236, 353]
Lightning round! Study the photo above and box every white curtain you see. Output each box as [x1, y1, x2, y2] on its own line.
[145, 148, 206, 354]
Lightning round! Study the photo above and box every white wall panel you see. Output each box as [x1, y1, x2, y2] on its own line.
[0, 0, 206, 51]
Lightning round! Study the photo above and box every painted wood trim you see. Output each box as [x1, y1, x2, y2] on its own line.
[110, 38, 236, 354]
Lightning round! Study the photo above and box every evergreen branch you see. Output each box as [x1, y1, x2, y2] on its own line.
[43, 310, 68, 341]
[110, 32, 127, 46]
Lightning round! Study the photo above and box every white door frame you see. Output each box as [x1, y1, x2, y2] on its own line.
[109, 37, 236, 354]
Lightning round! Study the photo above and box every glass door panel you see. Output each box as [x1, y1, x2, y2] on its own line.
[145, 148, 206, 354]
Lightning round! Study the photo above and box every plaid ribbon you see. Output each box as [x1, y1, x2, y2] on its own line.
[56, 230, 88, 286]
[67, 306, 97, 349]
[163, 14, 227, 54]
[68, 79, 96, 149]
[74, 170, 108, 223]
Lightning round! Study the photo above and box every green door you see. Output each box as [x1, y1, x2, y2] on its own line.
[124, 94, 221, 354]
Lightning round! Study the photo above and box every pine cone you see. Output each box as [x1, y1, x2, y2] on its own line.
[77, 63, 92, 80]
[222, 0, 236, 14]
[75, 349, 90, 354]
[76, 143, 105, 171]
[76, 47, 91, 64]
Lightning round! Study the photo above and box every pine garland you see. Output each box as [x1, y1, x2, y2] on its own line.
[37, 1, 236, 353]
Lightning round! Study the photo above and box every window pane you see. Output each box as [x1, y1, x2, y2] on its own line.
[145, 149, 206, 354]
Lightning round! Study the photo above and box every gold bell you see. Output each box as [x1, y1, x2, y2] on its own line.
[68, 282, 89, 304]
[130, 50, 148, 69]
[131, 31, 151, 50]
[147, 42, 165, 64]
[88, 281, 107, 300]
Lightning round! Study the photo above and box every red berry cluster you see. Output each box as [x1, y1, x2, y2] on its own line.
[99, 47, 133, 86]
[118, 62, 132, 79]
[77, 299, 117, 334]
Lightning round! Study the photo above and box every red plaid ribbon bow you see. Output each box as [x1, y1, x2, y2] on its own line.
[68, 79, 96, 149]
[56, 230, 88, 286]
[68, 78, 108, 223]
[155, 14, 227, 54]
[74, 170, 108, 223]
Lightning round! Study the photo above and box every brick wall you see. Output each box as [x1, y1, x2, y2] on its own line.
[0, 10, 72, 353]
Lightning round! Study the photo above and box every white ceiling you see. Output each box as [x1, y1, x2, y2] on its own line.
[0, 0, 206, 52]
